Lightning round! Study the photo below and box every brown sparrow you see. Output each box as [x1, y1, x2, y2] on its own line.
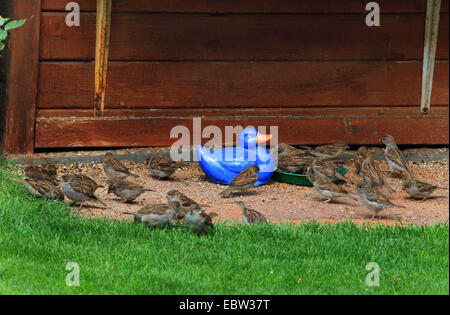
[277, 154, 314, 174]
[271, 143, 309, 158]
[145, 155, 177, 179]
[235, 201, 268, 224]
[311, 158, 353, 184]
[354, 146, 394, 193]
[24, 164, 59, 185]
[220, 165, 259, 198]
[402, 178, 448, 200]
[123, 203, 177, 228]
[303, 142, 350, 160]
[74, 174, 103, 192]
[357, 183, 405, 219]
[183, 208, 215, 234]
[381, 135, 415, 179]
[106, 180, 154, 203]
[8, 177, 64, 201]
[62, 174, 107, 208]
[103, 152, 139, 181]
[166, 189, 204, 217]
[308, 171, 357, 203]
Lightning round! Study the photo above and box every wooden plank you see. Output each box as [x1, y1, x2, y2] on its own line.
[1, 0, 41, 154]
[36, 106, 450, 118]
[41, 0, 449, 13]
[35, 110, 449, 148]
[37, 61, 449, 109]
[39, 13, 449, 61]
[421, 0, 442, 114]
[94, 0, 112, 116]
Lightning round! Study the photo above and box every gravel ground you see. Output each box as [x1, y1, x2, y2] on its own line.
[33, 149, 449, 227]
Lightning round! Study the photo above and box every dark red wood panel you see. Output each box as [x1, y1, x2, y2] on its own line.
[41, 0, 449, 13]
[39, 13, 449, 61]
[37, 61, 449, 109]
[1, 0, 41, 154]
[35, 106, 449, 148]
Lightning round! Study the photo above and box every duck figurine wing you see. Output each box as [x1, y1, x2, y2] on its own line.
[197, 128, 275, 186]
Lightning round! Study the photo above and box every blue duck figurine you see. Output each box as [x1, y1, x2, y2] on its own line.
[196, 128, 275, 186]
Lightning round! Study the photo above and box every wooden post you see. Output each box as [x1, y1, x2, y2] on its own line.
[420, 0, 441, 114]
[0, 0, 41, 154]
[94, 0, 112, 117]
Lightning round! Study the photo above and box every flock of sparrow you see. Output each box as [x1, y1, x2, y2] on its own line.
[7, 134, 448, 234]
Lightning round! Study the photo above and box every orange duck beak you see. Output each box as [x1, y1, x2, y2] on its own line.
[256, 133, 272, 144]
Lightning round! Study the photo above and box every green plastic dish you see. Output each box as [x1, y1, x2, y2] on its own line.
[273, 167, 348, 187]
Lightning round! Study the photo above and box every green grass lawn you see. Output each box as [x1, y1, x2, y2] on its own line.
[0, 156, 448, 294]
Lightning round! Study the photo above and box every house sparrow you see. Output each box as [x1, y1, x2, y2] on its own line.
[381, 135, 415, 179]
[303, 142, 350, 160]
[271, 143, 308, 158]
[354, 146, 394, 193]
[145, 154, 177, 179]
[402, 178, 448, 200]
[310, 158, 353, 184]
[308, 171, 357, 203]
[24, 164, 59, 185]
[166, 189, 204, 216]
[74, 174, 103, 192]
[62, 174, 107, 208]
[183, 208, 215, 234]
[123, 203, 177, 228]
[357, 183, 405, 219]
[103, 152, 139, 181]
[106, 180, 154, 203]
[220, 165, 259, 198]
[8, 177, 64, 201]
[277, 153, 313, 174]
[235, 201, 268, 224]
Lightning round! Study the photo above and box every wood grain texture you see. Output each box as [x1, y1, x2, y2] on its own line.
[35, 106, 449, 148]
[1, 0, 41, 154]
[37, 61, 449, 109]
[39, 13, 449, 61]
[36, 106, 450, 118]
[41, 0, 449, 13]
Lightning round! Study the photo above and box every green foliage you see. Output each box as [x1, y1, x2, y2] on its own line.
[0, 159, 448, 294]
[0, 16, 26, 51]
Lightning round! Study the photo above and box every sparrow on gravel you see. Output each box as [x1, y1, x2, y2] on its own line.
[357, 183, 405, 219]
[354, 146, 394, 193]
[235, 201, 268, 224]
[381, 135, 415, 179]
[311, 158, 353, 184]
[302, 142, 350, 160]
[277, 153, 314, 174]
[24, 164, 59, 186]
[220, 165, 259, 198]
[103, 152, 139, 181]
[74, 174, 104, 192]
[123, 203, 178, 228]
[62, 174, 107, 208]
[8, 177, 64, 201]
[402, 178, 448, 200]
[271, 143, 309, 158]
[145, 154, 177, 179]
[308, 170, 357, 203]
[106, 180, 154, 203]
[166, 190, 205, 217]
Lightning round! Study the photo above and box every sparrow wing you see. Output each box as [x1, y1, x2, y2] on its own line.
[70, 180, 96, 198]
[230, 167, 258, 187]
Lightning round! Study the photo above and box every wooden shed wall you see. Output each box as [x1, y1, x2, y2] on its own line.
[2, 1, 450, 153]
